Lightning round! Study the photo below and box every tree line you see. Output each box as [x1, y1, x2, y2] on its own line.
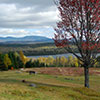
[26, 56, 100, 68]
[0, 51, 28, 71]
[0, 43, 77, 56]
[0, 51, 100, 71]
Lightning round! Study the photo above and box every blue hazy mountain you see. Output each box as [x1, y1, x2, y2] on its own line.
[0, 36, 53, 44]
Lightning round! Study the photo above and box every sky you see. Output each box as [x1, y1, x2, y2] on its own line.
[0, 0, 59, 38]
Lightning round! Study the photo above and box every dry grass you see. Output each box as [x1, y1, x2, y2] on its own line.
[0, 68, 100, 100]
[24, 67, 100, 76]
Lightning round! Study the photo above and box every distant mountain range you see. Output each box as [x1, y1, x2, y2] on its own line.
[0, 36, 53, 44]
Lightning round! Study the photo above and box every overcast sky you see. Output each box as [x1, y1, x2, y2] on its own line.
[0, 0, 59, 38]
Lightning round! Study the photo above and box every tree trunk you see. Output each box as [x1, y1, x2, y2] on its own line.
[84, 67, 89, 88]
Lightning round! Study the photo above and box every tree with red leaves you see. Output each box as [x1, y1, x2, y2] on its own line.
[53, 0, 100, 88]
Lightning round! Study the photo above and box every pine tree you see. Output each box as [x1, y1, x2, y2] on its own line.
[8, 52, 17, 69]
[0, 53, 5, 70]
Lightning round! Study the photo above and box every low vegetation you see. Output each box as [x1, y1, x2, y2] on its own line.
[0, 51, 100, 99]
[0, 69, 100, 100]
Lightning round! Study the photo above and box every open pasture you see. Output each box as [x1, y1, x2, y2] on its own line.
[0, 67, 100, 100]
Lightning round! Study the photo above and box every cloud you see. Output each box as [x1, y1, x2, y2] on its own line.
[0, 0, 59, 29]
[0, 0, 55, 10]
[0, 28, 54, 38]
[0, 0, 59, 37]
[0, 28, 44, 37]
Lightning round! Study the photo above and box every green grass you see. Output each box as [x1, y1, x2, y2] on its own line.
[0, 70, 100, 100]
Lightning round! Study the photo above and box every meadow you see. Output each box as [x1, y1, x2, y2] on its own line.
[0, 68, 100, 100]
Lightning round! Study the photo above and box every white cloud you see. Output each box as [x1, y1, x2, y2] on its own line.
[0, 0, 58, 28]
[0, 0, 59, 37]
[0, 28, 55, 38]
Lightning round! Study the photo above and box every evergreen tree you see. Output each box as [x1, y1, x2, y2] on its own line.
[25, 59, 33, 68]
[8, 52, 18, 69]
[16, 56, 24, 68]
[0, 53, 8, 71]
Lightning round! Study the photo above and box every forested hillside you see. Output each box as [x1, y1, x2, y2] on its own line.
[0, 43, 74, 56]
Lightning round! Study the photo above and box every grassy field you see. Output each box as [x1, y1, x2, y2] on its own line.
[0, 68, 100, 100]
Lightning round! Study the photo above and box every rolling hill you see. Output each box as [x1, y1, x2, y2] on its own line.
[0, 36, 53, 44]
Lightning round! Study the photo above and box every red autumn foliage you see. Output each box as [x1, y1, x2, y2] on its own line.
[53, 0, 100, 64]
[53, 0, 100, 88]
[11, 67, 14, 70]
